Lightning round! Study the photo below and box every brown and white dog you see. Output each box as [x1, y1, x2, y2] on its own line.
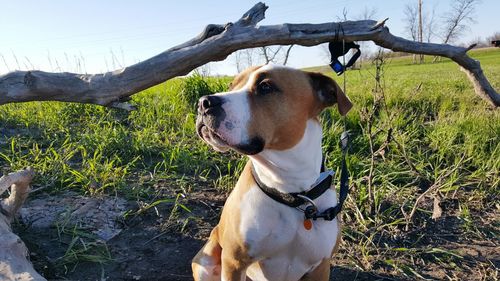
[193, 65, 352, 281]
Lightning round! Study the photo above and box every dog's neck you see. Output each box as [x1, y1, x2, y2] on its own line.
[249, 119, 323, 193]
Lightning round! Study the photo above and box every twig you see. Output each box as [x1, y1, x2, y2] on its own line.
[29, 184, 51, 194]
[143, 229, 170, 246]
[392, 136, 426, 180]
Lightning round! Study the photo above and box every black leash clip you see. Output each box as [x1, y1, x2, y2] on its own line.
[297, 194, 318, 220]
[302, 200, 338, 221]
[304, 205, 318, 220]
[328, 41, 361, 76]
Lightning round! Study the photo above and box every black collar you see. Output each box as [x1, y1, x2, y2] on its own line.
[250, 132, 351, 222]
[250, 163, 333, 208]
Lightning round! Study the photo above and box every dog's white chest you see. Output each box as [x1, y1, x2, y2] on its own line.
[239, 184, 339, 281]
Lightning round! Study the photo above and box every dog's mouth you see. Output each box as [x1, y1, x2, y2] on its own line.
[196, 111, 265, 155]
[196, 120, 230, 152]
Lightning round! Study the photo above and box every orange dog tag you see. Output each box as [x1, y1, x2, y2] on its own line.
[303, 219, 313, 230]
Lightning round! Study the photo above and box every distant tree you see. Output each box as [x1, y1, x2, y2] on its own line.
[233, 45, 294, 72]
[431, 0, 480, 62]
[234, 48, 257, 72]
[467, 36, 488, 48]
[404, 3, 419, 42]
[424, 6, 438, 43]
[356, 6, 377, 67]
[404, 2, 419, 63]
[467, 31, 500, 48]
[259, 45, 294, 65]
[486, 31, 500, 44]
[440, 0, 480, 44]
[418, 0, 424, 63]
[404, 2, 437, 43]
[358, 6, 377, 22]
[195, 62, 212, 77]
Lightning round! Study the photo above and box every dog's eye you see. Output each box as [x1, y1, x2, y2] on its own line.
[257, 80, 276, 95]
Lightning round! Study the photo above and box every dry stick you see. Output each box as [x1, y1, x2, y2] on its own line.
[373, 128, 392, 159]
[407, 180, 442, 227]
[0, 3, 498, 108]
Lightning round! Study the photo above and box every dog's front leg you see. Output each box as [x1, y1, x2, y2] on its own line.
[192, 227, 222, 281]
[221, 250, 250, 281]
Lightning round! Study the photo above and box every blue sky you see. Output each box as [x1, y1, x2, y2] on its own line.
[1, 0, 498, 75]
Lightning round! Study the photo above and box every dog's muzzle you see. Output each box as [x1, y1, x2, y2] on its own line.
[196, 95, 229, 148]
[196, 95, 264, 155]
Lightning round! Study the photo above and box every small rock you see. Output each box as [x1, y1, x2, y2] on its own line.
[20, 191, 127, 241]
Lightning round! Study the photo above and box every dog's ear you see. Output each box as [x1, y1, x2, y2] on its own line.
[307, 72, 353, 116]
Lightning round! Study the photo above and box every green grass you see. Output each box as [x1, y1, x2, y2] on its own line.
[1, 48, 499, 279]
[0, 73, 238, 197]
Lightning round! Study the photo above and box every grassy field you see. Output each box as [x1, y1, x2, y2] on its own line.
[1, 48, 499, 280]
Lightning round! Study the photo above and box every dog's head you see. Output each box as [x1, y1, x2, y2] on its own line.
[196, 65, 352, 155]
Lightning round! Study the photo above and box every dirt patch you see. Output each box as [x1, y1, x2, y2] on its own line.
[14, 187, 226, 281]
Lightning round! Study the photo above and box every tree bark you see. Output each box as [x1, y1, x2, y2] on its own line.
[0, 2, 498, 107]
[0, 168, 46, 281]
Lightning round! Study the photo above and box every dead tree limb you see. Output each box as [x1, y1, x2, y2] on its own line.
[0, 2, 498, 107]
[0, 168, 35, 217]
[0, 168, 46, 281]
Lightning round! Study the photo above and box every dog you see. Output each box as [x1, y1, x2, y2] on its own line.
[193, 64, 352, 281]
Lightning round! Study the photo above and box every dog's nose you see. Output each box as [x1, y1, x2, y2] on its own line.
[198, 95, 222, 111]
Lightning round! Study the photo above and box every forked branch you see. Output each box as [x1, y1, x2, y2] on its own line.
[0, 2, 498, 107]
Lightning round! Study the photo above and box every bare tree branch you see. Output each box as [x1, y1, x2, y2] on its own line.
[261, 47, 271, 64]
[259, 45, 294, 65]
[282, 45, 294, 66]
[0, 2, 498, 107]
[260, 46, 281, 64]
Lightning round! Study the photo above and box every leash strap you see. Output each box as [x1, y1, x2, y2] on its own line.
[305, 30, 351, 221]
[303, 132, 349, 221]
[339, 131, 350, 209]
[339, 28, 351, 214]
